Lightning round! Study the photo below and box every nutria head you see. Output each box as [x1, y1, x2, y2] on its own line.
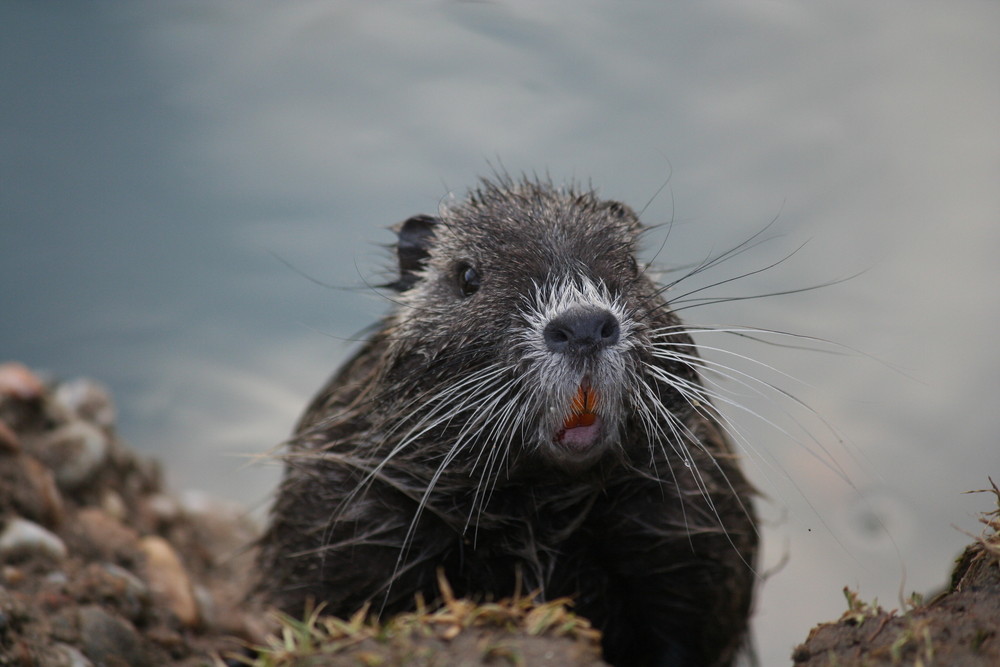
[376, 176, 694, 474]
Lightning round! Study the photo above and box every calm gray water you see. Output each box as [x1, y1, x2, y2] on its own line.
[4, 2, 999, 663]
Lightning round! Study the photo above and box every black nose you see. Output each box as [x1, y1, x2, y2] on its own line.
[543, 306, 621, 356]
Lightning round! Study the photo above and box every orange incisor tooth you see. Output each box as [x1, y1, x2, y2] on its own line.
[564, 385, 599, 429]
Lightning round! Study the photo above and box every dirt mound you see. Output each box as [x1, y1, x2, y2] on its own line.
[792, 481, 1000, 666]
[0, 362, 260, 665]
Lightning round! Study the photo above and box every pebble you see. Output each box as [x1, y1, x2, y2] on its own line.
[139, 535, 199, 628]
[44, 570, 69, 586]
[54, 378, 116, 429]
[0, 419, 20, 452]
[75, 508, 140, 562]
[100, 489, 127, 521]
[177, 489, 217, 515]
[1, 452, 64, 527]
[2, 565, 25, 584]
[77, 605, 146, 666]
[50, 643, 94, 667]
[178, 489, 252, 524]
[0, 362, 46, 400]
[22, 454, 65, 527]
[98, 563, 150, 622]
[41, 421, 109, 490]
[144, 492, 180, 524]
[101, 562, 146, 591]
[0, 517, 67, 562]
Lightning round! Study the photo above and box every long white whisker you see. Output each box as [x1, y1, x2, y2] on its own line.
[635, 365, 764, 560]
[379, 362, 525, 611]
[653, 343, 858, 486]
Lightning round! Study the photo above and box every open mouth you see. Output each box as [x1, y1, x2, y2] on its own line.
[554, 378, 601, 450]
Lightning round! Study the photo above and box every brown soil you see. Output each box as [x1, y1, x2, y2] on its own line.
[1, 361, 996, 666]
[0, 362, 261, 665]
[792, 482, 1000, 666]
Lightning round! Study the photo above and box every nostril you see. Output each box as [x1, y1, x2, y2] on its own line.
[548, 328, 569, 343]
[543, 321, 571, 352]
[543, 307, 620, 356]
[599, 313, 620, 343]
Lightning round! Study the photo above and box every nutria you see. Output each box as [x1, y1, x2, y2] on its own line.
[255, 176, 758, 666]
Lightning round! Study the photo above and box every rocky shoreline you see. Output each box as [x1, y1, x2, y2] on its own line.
[1, 362, 996, 665]
[0, 362, 260, 665]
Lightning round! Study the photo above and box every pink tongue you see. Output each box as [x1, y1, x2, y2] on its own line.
[559, 421, 601, 449]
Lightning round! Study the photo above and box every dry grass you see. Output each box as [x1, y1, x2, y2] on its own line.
[238, 571, 601, 666]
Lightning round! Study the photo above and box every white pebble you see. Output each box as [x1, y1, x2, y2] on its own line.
[45, 421, 109, 489]
[0, 517, 67, 562]
[52, 643, 94, 667]
[54, 378, 116, 428]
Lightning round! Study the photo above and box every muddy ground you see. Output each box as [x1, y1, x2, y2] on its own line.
[0, 362, 996, 665]
[790, 485, 1000, 666]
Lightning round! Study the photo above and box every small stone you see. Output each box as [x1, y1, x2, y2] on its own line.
[22, 455, 65, 527]
[145, 493, 179, 523]
[100, 489, 126, 521]
[177, 489, 218, 515]
[49, 609, 79, 643]
[0, 452, 64, 527]
[50, 643, 94, 667]
[40, 421, 109, 491]
[0, 362, 45, 400]
[100, 563, 150, 621]
[77, 605, 146, 666]
[102, 562, 148, 591]
[177, 488, 259, 545]
[54, 378, 116, 429]
[0, 517, 67, 562]
[0, 419, 20, 452]
[74, 508, 140, 562]
[139, 535, 199, 628]
[2, 564, 25, 584]
[44, 570, 69, 586]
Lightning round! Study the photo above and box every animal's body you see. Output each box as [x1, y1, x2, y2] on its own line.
[255, 177, 758, 666]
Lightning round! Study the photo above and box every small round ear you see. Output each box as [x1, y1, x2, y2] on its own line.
[390, 214, 439, 291]
[599, 200, 636, 220]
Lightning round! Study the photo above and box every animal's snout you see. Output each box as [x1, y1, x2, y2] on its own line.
[543, 306, 620, 356]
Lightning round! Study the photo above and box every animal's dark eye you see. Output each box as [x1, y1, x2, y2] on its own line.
[627, 255, 640, 278]
[456, 263, 481, 297]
